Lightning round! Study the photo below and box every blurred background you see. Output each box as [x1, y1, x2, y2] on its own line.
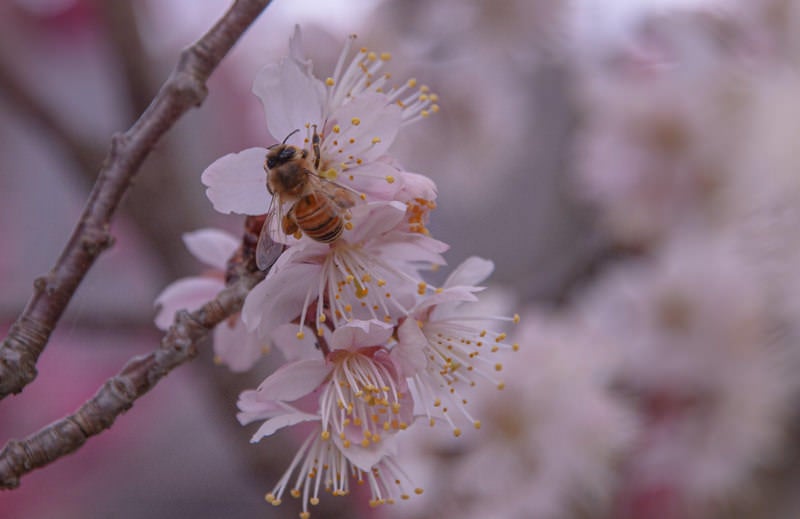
[4, 0, 800, 518]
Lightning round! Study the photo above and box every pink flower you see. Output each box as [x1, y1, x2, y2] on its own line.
[237, 320, 419, 515]
[153, 228, 266, 371]
[241, 201, 448, 344]
[200, 26, 439, 219]
[393, 257, 519, 435]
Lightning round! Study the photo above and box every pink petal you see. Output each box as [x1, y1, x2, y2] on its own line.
[271, 323, 322, 362]
[412, 286, 480, 316]
[347, 202, 407, 243]
[154, 277, 224, 330]
[395, 170, 438, 202]
[241, 262, 322, 334]
[236, 389, 284, 425]
[213, 316, 266, 372]
[201, 147, 271, 215]
[250, 411, 320, 442]
[445, 256, 495, 288]
[329, 320, 393, 351]
[374, 232, 449, 265]
[392, 319, 429, 375]
[333, 434, 396, 472]
[326, 93, 402, 162]
[252, 57, 325, 144]
[255, 358, 330, 402]
[340, 160, 404, 201]
[183, 228, 239, 270]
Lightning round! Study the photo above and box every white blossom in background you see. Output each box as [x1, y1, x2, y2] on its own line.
[578, 237, 797, 510]
[153, 228, 267, 371]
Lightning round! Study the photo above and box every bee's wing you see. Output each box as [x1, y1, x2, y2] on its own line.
[315, 175, 358, 209]
[255, 198, 285, 271]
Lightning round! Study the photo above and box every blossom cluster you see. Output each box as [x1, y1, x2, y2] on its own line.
[155, 27, 517, 517]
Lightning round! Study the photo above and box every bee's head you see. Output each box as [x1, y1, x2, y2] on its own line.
[265, 144, 298, 170]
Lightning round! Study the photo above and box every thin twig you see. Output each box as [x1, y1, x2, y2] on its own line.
[0, 0, 272, 399]
[0, 265, 265, 489]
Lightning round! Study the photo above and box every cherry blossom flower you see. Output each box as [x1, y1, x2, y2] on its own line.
[393, 256, 519, 436]
[154, 228, 266, 371]
[201, 26, 439, 222]
[237, 320, 420, 515]
[241, 201, 448, 344]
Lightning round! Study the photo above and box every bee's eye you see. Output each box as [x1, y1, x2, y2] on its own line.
[279, 147, 296, 161]
[266, 157, 277, 169]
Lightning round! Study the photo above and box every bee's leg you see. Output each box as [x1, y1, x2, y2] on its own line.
[311, 124, 321, 170]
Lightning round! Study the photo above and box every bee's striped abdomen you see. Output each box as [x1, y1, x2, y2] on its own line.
[293, 193, 343, 243]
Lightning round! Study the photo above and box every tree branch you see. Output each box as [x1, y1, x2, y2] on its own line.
[0, 265, 265, 489]
[0, 0, 272, 399]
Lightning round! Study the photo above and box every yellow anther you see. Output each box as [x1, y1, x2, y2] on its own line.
[380, 52, 392, 61]
[474, 420, 482, 429]
[385, 175, 395, 184]
[421, 110, 430, 118]
[513, 313, 520, 324]
[512, 343, 520, 352]
[417, 281, 427, 295]
[496, 333, 507, 342]
[420, 85, 430, 93]
[415, 488, 424, 495]
[333, 124, 341, 133]
[453, 428, 462, 437]
[367, 51, 377, 61]
[291, 489, 301, 498]
[495, 363, 503, 371]
[351, 117, 361, 126]
[310, 497, 320, 506]
[345, 222, 354, 230]
[430, 93, 439, 102]
[497, 382, 506, 390]
[321, 430, 331, 440]
[300, 512, 311, 519]
[296, 331, 305, 340]
[372, 137, 382, 144]
[325, 77, 335, 86]
[407, 78, 417, 88]
[431, 104, 440, 113]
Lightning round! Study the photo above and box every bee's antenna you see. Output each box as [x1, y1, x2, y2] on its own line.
[267, 129, 301, 150]
[282, 129, 300, 144]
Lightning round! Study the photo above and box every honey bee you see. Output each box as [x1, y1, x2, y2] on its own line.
[256, 126, 357, 270]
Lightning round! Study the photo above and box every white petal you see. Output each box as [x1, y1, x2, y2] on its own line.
[333, 434, 394, 471]
[202, 147, 270, 215]
[183, 228, 239, 270]
[347, 201, 407, 243]
[255, 358, 330, 402]
[374, 232, 449, 265]
[213, 317, 266, 372]
[252, 57, 325, 144]
[330, 320, 393, 351]
[250, 411, 319, 442]
[338, 160, 404, 201]
[154, 277, 223, 330]
[271, 323, 322, 362]
[395, 170, 438, 202]
[236, 389, 284, 425]
[241, 262, 322, 334]
[326, 93, 402, 162]
[445, 256, 495, 288]
[392, 319, 429, 375]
